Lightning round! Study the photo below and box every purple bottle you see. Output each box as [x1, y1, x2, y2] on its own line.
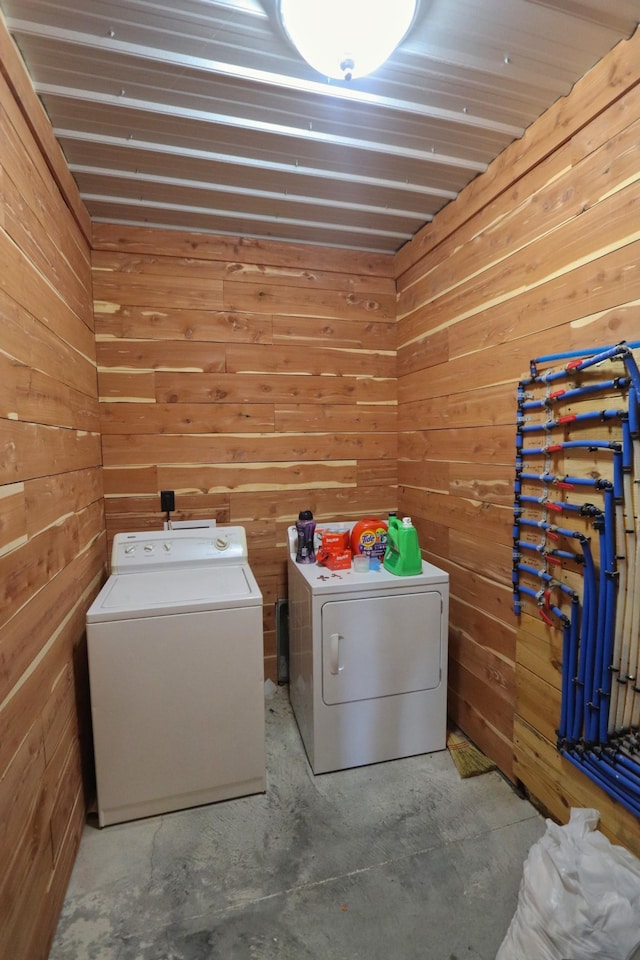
[295, 510, 316, 564]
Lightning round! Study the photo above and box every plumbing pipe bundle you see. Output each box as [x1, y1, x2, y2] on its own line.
[513, 340, 640, 818]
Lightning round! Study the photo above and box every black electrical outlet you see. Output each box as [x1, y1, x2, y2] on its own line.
[160, 490, 175, 513]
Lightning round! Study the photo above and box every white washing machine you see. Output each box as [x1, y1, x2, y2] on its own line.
[86, 526, 265, 827]
[287, 527, 449, 774]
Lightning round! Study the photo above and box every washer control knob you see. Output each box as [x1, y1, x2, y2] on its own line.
[163, 543, 171, 552]
[124, 545, 135, 555]
[144, 544, 154, 554]
[214, 535, 229, 551]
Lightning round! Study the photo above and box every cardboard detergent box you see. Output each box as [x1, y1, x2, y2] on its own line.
[316, 527, 352, 570]
[317, 528, 350, 553]
[316, 548, 352, 570]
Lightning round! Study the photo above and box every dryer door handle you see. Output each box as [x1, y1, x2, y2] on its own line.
[329, 633, 344, 675]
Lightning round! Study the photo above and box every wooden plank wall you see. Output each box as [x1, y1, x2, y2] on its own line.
[0, 20, 106, 960]
[92, 224, 397, 678]
[394, 28, 640, 853]
[2, 19, 638, 957]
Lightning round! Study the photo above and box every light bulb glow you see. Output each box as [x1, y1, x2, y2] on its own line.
[279, 0, 418, 81]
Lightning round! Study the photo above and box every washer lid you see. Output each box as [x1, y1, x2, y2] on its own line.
[87, 564, 262, 622]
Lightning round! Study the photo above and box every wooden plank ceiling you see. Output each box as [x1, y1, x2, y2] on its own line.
[1, 0, 638, 253]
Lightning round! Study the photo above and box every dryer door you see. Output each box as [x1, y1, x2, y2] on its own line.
[321, 591, 442, 706]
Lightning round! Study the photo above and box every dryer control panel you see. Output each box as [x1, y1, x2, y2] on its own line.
[111, 526, 248, 573]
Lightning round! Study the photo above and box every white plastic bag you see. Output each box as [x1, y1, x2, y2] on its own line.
[496, 808, 640, 960]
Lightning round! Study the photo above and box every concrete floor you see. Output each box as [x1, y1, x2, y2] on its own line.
[50, 688, 545, 960]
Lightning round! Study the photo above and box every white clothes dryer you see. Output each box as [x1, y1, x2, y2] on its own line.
[287, 527, 449, 774]
[86, 526, 265, 827]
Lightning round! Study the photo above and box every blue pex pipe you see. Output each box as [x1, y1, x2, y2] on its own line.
[585, 511, 609, 743]
[519, 495, 583, 513]
[516, 540, 583, 563]
[513, 578, 538, 616]
[517, 345, 639, 756]
[521, 440, 621, 455]
[549, 548, 583, 562]
[571, 343, 632, 372]
[563, 751, 640, 818]
[518, 563, 577, 598]
[519, 517, 586, 540]
[623, 415, 633, 470]
[519, 379, 630, 407]
[567, 598, 580, 741]
[614, 443, 625, 498]
[589, 752, 640, 799]
[629, 386, 639, 437]
[517, 383, 527, 409]
[560, 618, 571, 741]
[608, 752, 640, 784]
[572, 537, 597, 743]
[527, 346, 640, 406]
[517, 584, 566, 623]
[532, 340, 640, 365]
[520, 410, 624, 433]
[525, 344, 631, 387]
[518, 471, 609, 488]
[584, 486, 617, 745]
[597, 489, 618, 744]
[622, 349, 640, 395]
[560, 597, 580, 743]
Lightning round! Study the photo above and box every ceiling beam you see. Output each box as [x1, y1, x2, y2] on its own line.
[82, 193, 412, 240]
[68, 163, 434, 223]
[57, 128, 457, 201]
[7, 19, 525, 138]
[36, 82, 489, 172]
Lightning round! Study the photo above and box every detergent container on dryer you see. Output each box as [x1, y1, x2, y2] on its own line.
[295, 510, 316, 564]
[350, 517, 388, 560]
[383, 516, 422, 576]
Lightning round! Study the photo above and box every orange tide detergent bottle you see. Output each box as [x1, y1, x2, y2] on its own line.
[350, 517, 388, 560]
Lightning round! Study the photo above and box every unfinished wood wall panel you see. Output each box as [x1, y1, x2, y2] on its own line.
[0, 21, 104, 960]
[92, 223, 397, 678]
[395, 28, 640, 845]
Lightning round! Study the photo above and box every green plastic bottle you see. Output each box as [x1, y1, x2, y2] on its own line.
[383, 516, 422, 576]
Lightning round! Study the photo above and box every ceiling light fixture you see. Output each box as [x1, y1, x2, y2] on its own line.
[278, 0, 419, 82]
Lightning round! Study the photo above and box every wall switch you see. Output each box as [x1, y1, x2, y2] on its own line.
[160, 490, 175, 513]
